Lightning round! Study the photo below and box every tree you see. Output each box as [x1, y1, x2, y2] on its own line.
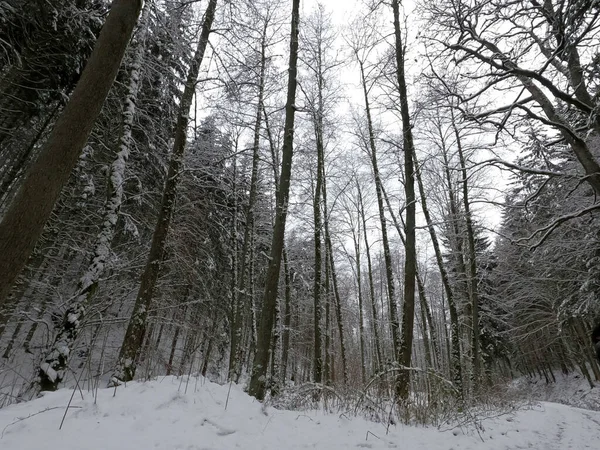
[300, 3, 343, 385]
[112, 0, 218, 383]
[349, 14, 402, 378]
[248, 0, 300, 401]
[424, 0, 600, 195]
[391, 0, 417, 401]
[491, 132, 600, 383]
[450, 107, 482, 385]
[0, 0, 143, 307]
[413, 148, 463, 397]
[37, 2, 152, 391]
[226, 0, 281, 383]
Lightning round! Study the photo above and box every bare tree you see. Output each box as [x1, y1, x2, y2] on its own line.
[425, 0, 600, 195]
[227, 0, 280, 382]
[390, 0, 417, 401]
[112, 0, 218, 384]
[349, 15, 402, 375]
[248, 0, 300, 401]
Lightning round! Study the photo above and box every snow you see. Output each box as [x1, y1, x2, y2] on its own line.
[1, 376, 600, 449]
[511, 370, 600, 412]
[38, 364, 57, 383]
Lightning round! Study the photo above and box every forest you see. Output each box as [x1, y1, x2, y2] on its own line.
[1, 0, 600, 426]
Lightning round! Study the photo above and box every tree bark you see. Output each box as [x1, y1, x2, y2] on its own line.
[0, 0, 143, 307]
[312, 121, 324, 383]
[248, 0, 300, 401]
[352, 220, 367, 384]
[280, 249, 292, 382]
[357, 181, 383, 374]
[36, 1, 150, 392]
[112, 0, 217, 384]
[391, 0, 417, 401]
[413, 149, 463, 397]
[357, 58, 401, 366]
[323, 178, 348, 385]
[324, 241, 332, 384]
[380, 178, 442, 371]
[451, 111, 481, 385]
[229, 23, 268, 381]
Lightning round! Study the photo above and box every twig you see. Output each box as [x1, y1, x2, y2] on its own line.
[225, 380, 233, 410]
[366, 430, 381, 441]
[2, 406, 81, 438]
[295, 414, 314, 422]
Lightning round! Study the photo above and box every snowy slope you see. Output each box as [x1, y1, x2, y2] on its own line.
[1, 376, 600, 450]
[511, 371, 600, 412]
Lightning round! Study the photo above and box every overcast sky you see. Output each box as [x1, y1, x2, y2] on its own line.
[303, 0, 361, 21]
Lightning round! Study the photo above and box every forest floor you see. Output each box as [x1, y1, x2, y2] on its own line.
[1, 375, 600, 449]
[510, 370, 600, 411]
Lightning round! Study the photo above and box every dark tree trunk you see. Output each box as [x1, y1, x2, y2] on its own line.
[0, 0, 143, 306]
[391, 0, 417, 402]
[312, 125, 324, 384]
[380, 179, 442, 372]
[37, 2, 151, 391]
[353, 227, 367, 384]
[280, 249, 292, 382]
[413, 150, 463, 397]
[112, 0, 217, 384]
[248, 0, 300, 401]
[451, 112, 481, 385]
[324, 242, 332, 384]
[357, 181, 383, 374]
[357, 58, 401, 368]
[229, 23, 268, 381]
[321, 167, 348, 385]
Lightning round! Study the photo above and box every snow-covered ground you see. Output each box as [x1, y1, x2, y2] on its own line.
[1, 376, 600, 450]
[510, 370, 600, 412]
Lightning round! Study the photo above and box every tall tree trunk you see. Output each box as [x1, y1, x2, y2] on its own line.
[112, 0, 217, 384]
[439, 131, 470, 373]
[357, 181, 383, 374]
[353, 225, 367, 384]
[228, 143, 239, 378]
[229, 25, 268, 381]
[35, 3, 149, 391]
[312, 133, 324, 384]
[416, 271, 440, 370]
[325, 238, 348, 385]
[419, 292, 433, 371]
[248, 0, 300, 401]
[380, 179, 442, 371]
[322, 165, 348, 385]
[310, 62, 327, 383]
[264, 93, 293, 387]
[391, 0, 417, 402]
[249, 224, 259, 356]
[280, 249, 292, 382]
[324, 241, 332, 384]
[357, 58, 401, 367]
[413, 150, 463, 397]
[451, 111, 481, 385]
[0, 0, 143, 306]
[269, 296, 281, 391]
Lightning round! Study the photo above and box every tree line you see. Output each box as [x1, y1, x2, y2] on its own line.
[0, 0, 599, 418]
